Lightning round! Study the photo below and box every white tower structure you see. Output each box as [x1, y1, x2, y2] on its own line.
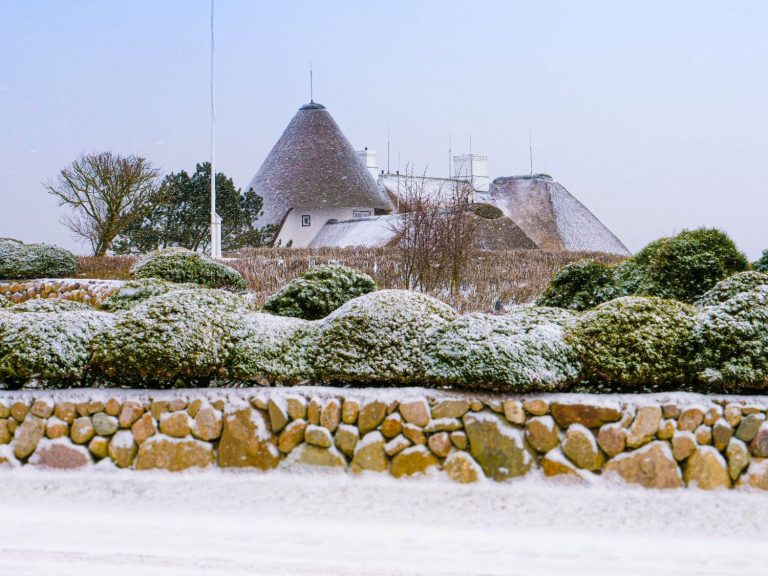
[356, 148, 379, 180]
[453, 153, 489, 193]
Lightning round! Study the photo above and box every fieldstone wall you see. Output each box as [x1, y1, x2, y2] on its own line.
[0, 279, 122, 305]
[3, 387, 768, 490]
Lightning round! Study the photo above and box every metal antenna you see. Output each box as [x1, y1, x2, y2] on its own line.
[387, 124, 390, 174]
[448, 130, 452, 178]
[529, 129, 533, 176]
[310, 62, 313, 102]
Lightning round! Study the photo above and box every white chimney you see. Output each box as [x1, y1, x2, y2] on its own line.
[453, 153, 489, 192]
[356, 148, 379, 180]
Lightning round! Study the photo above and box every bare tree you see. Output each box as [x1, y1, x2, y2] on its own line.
[389, 167, 477, 300]
[46, 152, 162, 256]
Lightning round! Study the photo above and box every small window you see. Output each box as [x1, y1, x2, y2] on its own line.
[301, 215, 311, 227]
[353, 210, 372, 219]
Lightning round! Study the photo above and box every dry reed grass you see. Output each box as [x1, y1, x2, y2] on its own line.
[77, 248, 625, 313]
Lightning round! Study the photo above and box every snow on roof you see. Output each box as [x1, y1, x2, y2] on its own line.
[379, 174, 475, 208]
[309, 215, 400, 248]
[489, 176, 630, 256]
[246, 102, 394, 228]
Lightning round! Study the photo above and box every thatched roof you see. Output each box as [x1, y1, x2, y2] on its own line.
[247, 102, 393, 228]
[379, 174, 476, 210]
[489, 175, 630, 255]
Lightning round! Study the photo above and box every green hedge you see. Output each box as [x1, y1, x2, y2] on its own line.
[131, 248, 247, 292]
[538, 228, 749, 309]
[0, 239, 77, 280]
[100, 278, 199, 311]
[262, 264, 378, 320]
[568, 296, 698, 388]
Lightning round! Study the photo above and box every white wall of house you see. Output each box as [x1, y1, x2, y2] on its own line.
[276, 207, 378, 247]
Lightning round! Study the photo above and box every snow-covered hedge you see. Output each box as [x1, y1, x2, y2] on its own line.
[228, 313, 316, 382]
[262, 264, 378, 320]
[568, 296, 698, 388]
[695, 271, 768, 306]
[536, 260, 620, 311]
[538, 229, 749, 310]
[0, 238, 77, 280]
[7, 299, 91, 313]
[694, 286, 768, 388]
[90, 289, 248, 384]
[0, 296, 11, 309]
[424, 307, 580, 391]
[100, 278, 198, 311]
[630, 228, 749, 303]
[131, 248, 248, 292]
[311, 290, 456, 384]
[0, 310, 114, 386]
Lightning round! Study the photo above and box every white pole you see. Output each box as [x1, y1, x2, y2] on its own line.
[210, 0, 221, 258]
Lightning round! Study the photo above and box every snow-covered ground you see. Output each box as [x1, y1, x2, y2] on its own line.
[1, 469, 767, 576]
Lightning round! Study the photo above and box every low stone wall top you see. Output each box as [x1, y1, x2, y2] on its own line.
[2, 387, 768, 490]
[0, 279, 123, 305]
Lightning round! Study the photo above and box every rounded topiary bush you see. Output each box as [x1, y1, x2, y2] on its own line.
[631, 228, 748, 303]
[0, 239, 77, 280]
[567, 296, 698, 388]
[91, 289, 248, 385]
[0, 310, 115, 387]
[424, 307, 580, 391]
[100, 278, 198, 312]
[131, 248, 248, 292]
[262, 264, 378, 320]
[470, 203, 503, 219]
[228, 313, 317, 383]
[694, 286, 768, 389]
[312, 289, 457, 384]
[8, 299, 91, 313]
[536, 260, 621, 311]
[695, 271, 768, 306]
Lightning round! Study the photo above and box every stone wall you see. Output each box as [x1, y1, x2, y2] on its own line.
[2, 387, 768, 490]
[0, 279, 121, 305]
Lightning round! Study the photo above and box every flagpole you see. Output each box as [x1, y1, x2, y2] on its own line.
[210, 0, 221, 257]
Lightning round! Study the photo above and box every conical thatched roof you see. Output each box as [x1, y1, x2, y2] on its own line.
[490, 175, 630, 255]
[247, 102, 393, 228]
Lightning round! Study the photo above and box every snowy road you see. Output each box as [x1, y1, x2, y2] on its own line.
[1, 469, 767, 576]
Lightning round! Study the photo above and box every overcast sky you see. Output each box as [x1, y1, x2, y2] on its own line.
[1, 0, 766, 258]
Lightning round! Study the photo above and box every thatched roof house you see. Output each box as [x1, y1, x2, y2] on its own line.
[246, 102, 393, 247]
[489, 175, 630, 255]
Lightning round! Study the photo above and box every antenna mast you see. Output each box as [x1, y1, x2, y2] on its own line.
[387, 124, 390, 174]
[209, 0, 221, 258]
[310, 62, 313, 102]
[448, 131, 452, 178]
[529, 129, 533, 176]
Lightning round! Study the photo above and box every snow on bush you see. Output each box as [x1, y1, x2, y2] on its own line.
[630, 228, 748, 303]
[0, 309, 114, 386]
[695, 271, 768, 306]
[228, 313, 317, 382]
[262, 264, 378, 320]
[694, 286, 768, 388]
[0, 297, 11, 309]
[536, 260, 621, 311]
[100, 278, 199, 311]
[311, 290, 456, 384]
[0, 238, 77, 280]
[131, 248, 248, 292]
[568, 296, 698, 388]
[91, 289, 248, 385]
[424, 307, 581, 391]
[7, 299, 91, 313]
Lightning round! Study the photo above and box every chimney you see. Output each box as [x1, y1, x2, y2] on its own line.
[356, 148, 379, 181]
